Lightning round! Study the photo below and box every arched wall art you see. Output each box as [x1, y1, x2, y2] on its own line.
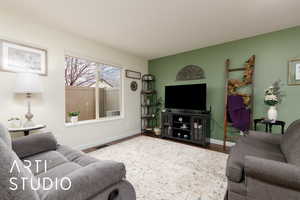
[176, 65, 205, 81]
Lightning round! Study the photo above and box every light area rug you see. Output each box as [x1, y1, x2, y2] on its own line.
[89, 136, 228, 200]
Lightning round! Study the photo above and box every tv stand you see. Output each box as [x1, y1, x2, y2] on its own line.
[161, 110, 211, 146]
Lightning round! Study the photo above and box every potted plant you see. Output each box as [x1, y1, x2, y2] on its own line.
[264, 80, 284, 123]
[68, 111, 80, 123]
[154, 97, 163, 136]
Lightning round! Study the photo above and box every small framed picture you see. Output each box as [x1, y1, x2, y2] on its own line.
[288, 59, 300, 85]
[296, 64, 300, 80]
[0, 40, 47, 75]
[125, 69, 141, 80]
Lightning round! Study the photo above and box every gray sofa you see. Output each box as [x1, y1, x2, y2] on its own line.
[0, 123, 136, 200]
[225, 119, 300, 200]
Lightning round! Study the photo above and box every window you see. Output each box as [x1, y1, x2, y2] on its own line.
[65, 55, 122, 123]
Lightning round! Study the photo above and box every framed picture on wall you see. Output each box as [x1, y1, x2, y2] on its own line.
[288, 58, 300, 85]
[125, 69, 141, 80]
[0, 40, 47, 75]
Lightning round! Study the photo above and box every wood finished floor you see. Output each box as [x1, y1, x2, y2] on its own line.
[83, 133, 229, 154]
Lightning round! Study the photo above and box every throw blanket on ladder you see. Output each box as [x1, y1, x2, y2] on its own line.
[227, 95, 250, 132]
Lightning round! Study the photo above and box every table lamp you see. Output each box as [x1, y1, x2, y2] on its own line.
[14, 72, 43, 127]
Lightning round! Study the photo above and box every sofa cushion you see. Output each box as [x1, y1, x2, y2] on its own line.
[226, 136, 285, 182]
[56, 145, 100, 166]
[228, 191, 246, 200]
[228, 180, 247, 196]
[56, 145, 83, 161]
[245, 155, 300, 191]
[13, 132, 58, 159]
[281, 119, 300, 166]
[248, 130, 282, 145]
[0, 123, 12, 149]
[24, 151, 69, 175]
[37, 162, 81, 187]
[73, 154, 101, 166]
[22, 144, 127, 200]
[0, 139, 40, 200]
[42, 161, 126, 200]
[241, 135, 283, 155]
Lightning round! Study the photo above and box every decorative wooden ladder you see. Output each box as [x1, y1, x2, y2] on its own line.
[223, 55, 256, 150]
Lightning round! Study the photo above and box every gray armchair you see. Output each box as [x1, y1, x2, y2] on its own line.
[0, 123, 136, 200]
[225, 119, 300, 200]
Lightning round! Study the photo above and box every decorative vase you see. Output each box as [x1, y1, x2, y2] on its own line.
[267, 106, 277, 123]
[70, 116, 79, 123]
[146, 99, 150, 105]
[154, 128, 161, 136]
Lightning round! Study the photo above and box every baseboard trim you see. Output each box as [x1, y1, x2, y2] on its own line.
[75, 131, 140, 150]
[210, 138, 235, 147]
[76, 132, 235, 151]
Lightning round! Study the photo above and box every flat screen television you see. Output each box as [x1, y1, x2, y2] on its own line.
[165, 84, 206, 111]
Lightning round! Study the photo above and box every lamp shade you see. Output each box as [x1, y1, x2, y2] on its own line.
[14, 72, 43, 94]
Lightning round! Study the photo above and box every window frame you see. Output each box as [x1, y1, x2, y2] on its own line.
[64, 53, 125, 126]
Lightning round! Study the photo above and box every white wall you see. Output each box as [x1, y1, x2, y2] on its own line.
[0, 10, 147, 149]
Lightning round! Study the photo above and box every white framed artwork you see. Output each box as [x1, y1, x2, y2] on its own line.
[0, 40, 47, 75]
[295, 64, 300, 80]
[288, 58, 300, 85]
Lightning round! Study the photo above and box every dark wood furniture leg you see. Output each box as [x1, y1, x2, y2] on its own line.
[268, 122, 285, 134]
[24, 130, 30, 136]
[269, 124, 272, 133]
[254, 121, 257, 130]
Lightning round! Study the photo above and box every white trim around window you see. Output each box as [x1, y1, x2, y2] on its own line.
[64, 53, 125, 126]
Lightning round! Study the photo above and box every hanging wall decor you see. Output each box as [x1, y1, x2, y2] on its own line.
[288, 58, 300, 85]
[176, 65, 205, 81]
[0, 40, 47, 75]
[125, 69, 141, 80]
[130, 81, 138, 91]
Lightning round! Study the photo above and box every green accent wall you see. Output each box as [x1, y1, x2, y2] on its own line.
[149, 26, 300, 140]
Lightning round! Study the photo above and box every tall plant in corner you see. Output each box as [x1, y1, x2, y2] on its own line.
[154, 97, 163, 136]
[264, 80, 284, 122]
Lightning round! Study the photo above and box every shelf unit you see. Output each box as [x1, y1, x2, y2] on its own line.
[161, 110, 211, 146]
[141, 74, 157, 134]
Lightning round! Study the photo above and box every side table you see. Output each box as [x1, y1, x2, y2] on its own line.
[8, 125, 46, 136]
[254, 119, 285, 134]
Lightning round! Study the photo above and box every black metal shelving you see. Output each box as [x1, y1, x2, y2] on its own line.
[141, 74, 157, 135]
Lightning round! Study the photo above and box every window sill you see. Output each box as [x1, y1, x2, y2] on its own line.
[65, 116, 124, 127]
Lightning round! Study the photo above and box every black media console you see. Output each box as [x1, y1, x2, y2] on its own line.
[161, 110, 211, 147]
